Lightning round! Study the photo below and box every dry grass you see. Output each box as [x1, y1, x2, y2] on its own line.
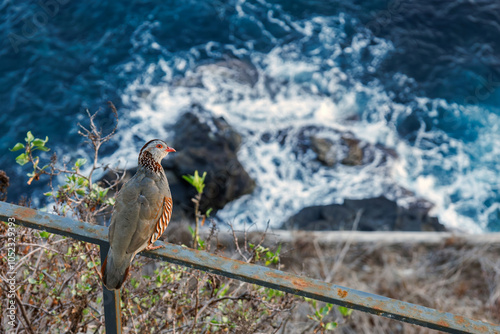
[2, 218, 499, 334]
[271, 232, 500, 333]
[0, 221, 297, 334]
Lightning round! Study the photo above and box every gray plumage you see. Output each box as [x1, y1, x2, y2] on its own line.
[102, 139, 175, 290]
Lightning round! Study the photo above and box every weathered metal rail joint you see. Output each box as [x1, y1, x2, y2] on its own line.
[1, 202, 498, 334]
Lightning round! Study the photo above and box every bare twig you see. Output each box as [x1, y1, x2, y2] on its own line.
[77, 102, 118, 188]
[85, 243, 103, 280]
[329, 209, 363, 281]
[15, 291, 35, 334]
[229, 222, 249, 262]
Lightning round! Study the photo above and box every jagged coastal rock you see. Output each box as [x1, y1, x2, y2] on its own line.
[101, 101, 443, 231]
[163, 106, 256, 220]
[282, 196, 446, 232]
[101, 105, 256, 223]
[174, 59, 259, 88]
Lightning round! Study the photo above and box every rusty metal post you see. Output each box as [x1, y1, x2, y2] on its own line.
[99, 244, 122, 334]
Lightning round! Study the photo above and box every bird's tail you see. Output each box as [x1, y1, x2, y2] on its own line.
[101, 248, 132, 290]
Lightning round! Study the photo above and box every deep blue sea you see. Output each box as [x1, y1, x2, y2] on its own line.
[1, 0, 499, 232]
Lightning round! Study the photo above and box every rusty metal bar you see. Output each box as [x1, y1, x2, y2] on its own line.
[99, 244, 122, 334]
[1, 202, 499, 334]
[0, 202, 108, 246]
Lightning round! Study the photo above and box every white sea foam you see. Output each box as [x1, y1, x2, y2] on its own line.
[108, 9, 499, 232]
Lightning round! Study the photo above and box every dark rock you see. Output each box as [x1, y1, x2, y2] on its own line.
[0, 170, 9, 201]
[163, 106, 256, 218]
[174, 58, 259, 88]
[310, 137, 336, 167]
[283, 196, 446, 232]
[397, 199, 446, 232]
[290, 125, 396, 168]
[100, 106, 255, 223]
[340, 135, 364, 166]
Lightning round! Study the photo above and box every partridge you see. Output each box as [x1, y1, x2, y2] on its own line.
[102, 139, 175, 290]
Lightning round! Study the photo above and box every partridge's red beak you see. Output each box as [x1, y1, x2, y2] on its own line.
[165, 147, 176, 153]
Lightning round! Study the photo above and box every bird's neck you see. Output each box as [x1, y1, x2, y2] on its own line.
[138, 151, 163, 174]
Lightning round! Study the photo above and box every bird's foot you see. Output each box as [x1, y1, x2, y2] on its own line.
[146, 244, 165, 251]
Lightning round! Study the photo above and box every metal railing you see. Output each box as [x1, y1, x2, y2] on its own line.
[1, 201, 498, 334]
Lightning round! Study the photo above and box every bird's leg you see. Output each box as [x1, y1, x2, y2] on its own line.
[125, 267, 132, 281]
[146, 243, 165, 251]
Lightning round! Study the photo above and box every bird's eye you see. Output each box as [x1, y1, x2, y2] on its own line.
[156, 144, 163, 149]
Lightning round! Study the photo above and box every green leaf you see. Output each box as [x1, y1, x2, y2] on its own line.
[276, 243, 282, 255]
[182, 175, 194, 184]
[219, 285, 228, 297]
[76, 189, 86, 196]
[10, 143, 25, 152]
[131, 278, 140, 289]
[35, 146, 50, 152]
[39, 136, 49, 144]
[338, 306, 353, 317]
[324, 322, 337, 330]
[28, 278, 37, 284]
[74, 158, 87, 168]
[87, 262, 95, 269]
[25, 131, 34, 143]
[206, 207, 213, 218]
[32, 138, 47, 147]
[182, 170, 207, 194]
[15, 153, 29, 166]
[39, 231, 50, 239]
[105, 197, 116, 206]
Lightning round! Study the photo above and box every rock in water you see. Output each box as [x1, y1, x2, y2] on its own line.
[283, 196, 445, 232]
[163, 105, 256, 217]
[310, 137, 336, 167]
[101, 106, 255, 223]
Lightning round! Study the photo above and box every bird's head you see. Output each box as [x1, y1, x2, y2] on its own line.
[139, 139, 175, 172]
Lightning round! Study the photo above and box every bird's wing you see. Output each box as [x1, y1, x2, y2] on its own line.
[126, 195, 172, 253]
[126, 172, 173, 253]
[108, 175, 156, 255]
[108, 171, 173, 260]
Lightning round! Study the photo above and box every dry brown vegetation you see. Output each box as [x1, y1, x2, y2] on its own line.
[2, 220, 499, 333]
[0, 220, 297, 333]
[2, 105, 499, 333]
[262, 231, 500, 333]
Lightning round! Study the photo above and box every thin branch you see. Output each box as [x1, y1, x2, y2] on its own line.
[329, 209, 363, 281]
[229, 222, 249, 262]
[15, 291, 35, 334]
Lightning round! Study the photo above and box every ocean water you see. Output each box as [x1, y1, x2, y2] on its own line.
[1, 0, 499, 232]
